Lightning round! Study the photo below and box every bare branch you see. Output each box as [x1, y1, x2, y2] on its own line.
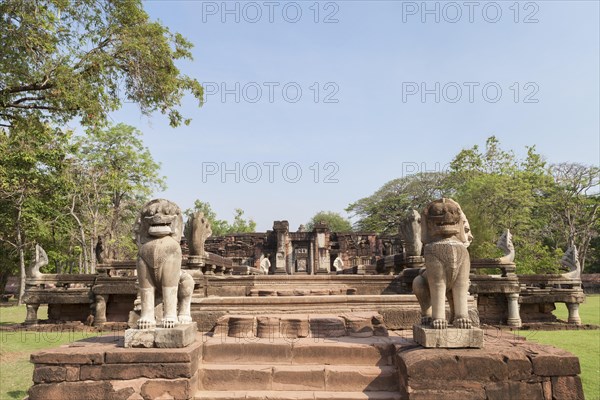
[12, 96, 46, 105]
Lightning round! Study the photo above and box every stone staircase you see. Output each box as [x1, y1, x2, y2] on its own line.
[194, 335, 406, 400]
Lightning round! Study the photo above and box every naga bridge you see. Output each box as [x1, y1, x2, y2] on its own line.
[22, 211, 585, 331]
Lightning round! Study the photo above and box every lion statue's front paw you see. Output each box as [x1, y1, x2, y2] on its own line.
[178, 315, 192, 324]
[453, 317, 472, 329]
[162, 317, 177, 328]
[137, 317, 156, 330]
[432, 319, 448, 329]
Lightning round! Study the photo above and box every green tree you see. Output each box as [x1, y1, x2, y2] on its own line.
[346, 172, 447, 234]
[0, 122, 73, 303]
[184, 200, 256, 237]
[345, 136, 597, 274]
[448, 137, 557, 272]
[547, 163, 600, 271]
[306, 211, 353, 232]
[230, 208, 257, 234]
[70, 123, 165, 270]
[0, 0, 203, 129]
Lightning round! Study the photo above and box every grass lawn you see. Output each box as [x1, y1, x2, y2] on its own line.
[0, 303, 102, 400]
[519, 294, 600, 400]
[1, 296, 599, 400]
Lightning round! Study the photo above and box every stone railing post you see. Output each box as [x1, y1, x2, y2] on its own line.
[94, 294, 107, 326]
[506, 293, 522, 327]
[566, 303, 581, 325]
[25, 303, 40, 325]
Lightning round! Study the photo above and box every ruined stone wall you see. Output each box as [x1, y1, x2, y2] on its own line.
[203, 225, 397, 273]
[582, 273, 600, 294]
[476, 294, 509, 325]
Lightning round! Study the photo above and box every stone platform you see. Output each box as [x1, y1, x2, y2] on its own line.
[396, 331, 584, 399]
[27, 334, 202, 400]
[190, 294, 478, 332]
[28, 329, 584, 400]
[214, 312, 390, 339]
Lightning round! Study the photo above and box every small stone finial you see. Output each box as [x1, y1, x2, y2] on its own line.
[187, 212, 212, 257]
[27, 244, 48, 278]
[496, 229, 515, 263]
[399, 209, 423, 257]
[561, 245, 581, 280]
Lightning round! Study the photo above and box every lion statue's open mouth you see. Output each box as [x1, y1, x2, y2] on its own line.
[146, 214, 176, 237]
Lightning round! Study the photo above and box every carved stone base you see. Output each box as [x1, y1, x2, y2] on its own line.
[124, 322, 197, 348]
[412, 325, 484, 348]
[124, 328, 155, 348]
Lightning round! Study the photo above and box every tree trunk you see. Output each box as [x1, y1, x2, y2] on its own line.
[90, 238, 95, 274]
[16, 202, 26, 305]
[91, 224, 98, 274]
[70, 197, 89, 273]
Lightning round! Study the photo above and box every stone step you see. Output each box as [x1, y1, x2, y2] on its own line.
[199, 364, 399, 392]
[194, 390, 404, 400]
[202, 337, 400, 366]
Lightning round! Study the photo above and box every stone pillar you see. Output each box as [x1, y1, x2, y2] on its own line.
[506, 293, 522, 327]
[273, 221, 290, 274]
[94, 294, 108, 326]
[286, 246, 294, 275]
[566, 303, 582, 325]
[313, 223, 330, 274]
[308, 242, 315, 275]
[25, 303, 39, 325]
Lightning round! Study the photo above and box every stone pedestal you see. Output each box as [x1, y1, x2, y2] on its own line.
[28, 334, 202, 400]
[228, 315, 256, 338]
[413, 325, 484, 348]
[124, 323, 197, 348]
[397, 331, 584, 400]
[274, 253, 287, 274]
[256, 316, 280, 339]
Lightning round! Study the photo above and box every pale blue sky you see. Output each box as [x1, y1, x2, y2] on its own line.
[109, 1, 600, 231]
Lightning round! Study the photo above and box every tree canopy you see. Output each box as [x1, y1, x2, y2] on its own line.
[306, 211, 353, 232]
[346, 172, 447, 234]
[69, 123, 166, 270]
[347, 137, 599, 273]
[0, 0, 203, 129]
[0, 122, 165, 303]
[0, 122, 73, 302]
[0, 0, 204, 302]
[184, 200, 256, 237]
[447, 137, 560, 272]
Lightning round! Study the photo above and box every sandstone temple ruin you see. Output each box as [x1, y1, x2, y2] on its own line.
[23, 199, 587, 399]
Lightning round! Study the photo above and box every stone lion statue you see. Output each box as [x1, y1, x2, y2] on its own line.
[134, 199, 194, 329]
[412, 198, 473, 329]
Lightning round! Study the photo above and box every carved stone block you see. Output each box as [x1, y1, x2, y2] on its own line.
[413, 325, 484, 348]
